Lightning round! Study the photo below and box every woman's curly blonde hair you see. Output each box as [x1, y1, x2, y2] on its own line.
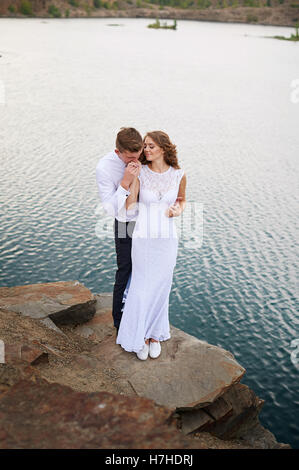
[140, 131, 180, 169]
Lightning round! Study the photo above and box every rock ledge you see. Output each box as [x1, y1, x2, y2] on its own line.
[0, 283, 291, 449]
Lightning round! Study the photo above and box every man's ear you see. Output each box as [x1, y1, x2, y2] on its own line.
[115, 148, 120, 156]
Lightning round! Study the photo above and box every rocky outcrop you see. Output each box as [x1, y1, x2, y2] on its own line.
[0, 282, 291, 449]
[0, 377, 200, 449]
[89, 317, 246, 411]
[0, 281, 96, 333]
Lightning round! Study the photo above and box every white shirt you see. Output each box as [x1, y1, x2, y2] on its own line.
[96, 150, 136, 222]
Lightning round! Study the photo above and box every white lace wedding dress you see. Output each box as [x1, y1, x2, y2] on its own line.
[116, 164, 185, 353]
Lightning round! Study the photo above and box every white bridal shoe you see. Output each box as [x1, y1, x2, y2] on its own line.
[149, 341, 161, 359]
[136, 343, 149, 361]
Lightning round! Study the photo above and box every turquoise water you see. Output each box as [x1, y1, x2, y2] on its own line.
[0, 18, 298, 448]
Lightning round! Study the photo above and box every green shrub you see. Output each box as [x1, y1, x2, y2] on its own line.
[291, 3, 299, 7]
[148, 18, 177, 29]
[247, 13, 258, 22]
[8, 5, 16, 13]
[244, 0, 259, 6]
[218, 0, 228, 7]
[93, 0, 102, 7]
[84, 3, 91, 14]
[65, 8, 70, 16]
[69, 0, 79, 6]
[197, 0, 210, 7]
[19, 1, 33, 15]
[48, 5, 62, 17]
[198, 0, 211, 7]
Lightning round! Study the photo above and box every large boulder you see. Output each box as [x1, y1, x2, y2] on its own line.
[0, 281, 96, 328]
[91, 324, 245, 410]
[81, 295, 245, 411]
[0, 378, 200, 449]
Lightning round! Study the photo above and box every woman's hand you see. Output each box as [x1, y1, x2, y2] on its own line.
[125, 162, 141, 211]
[165, 197, 183, 218]
[122, 161, 141, 190]
[127, 161, 141, 178]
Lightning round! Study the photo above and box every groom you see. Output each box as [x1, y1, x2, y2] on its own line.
[96, 128, 143, 333]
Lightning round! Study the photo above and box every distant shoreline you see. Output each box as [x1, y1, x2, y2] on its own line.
[1, 5, 298, 28]
[0, 15, 296, 29]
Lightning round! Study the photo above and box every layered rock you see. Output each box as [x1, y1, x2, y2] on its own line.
[0, 281, 96, 332]
[73, 294, 291, 448]
[89, 319, 246, 410]
[0, 283, 291, 449]
[0, 377, 200, 449]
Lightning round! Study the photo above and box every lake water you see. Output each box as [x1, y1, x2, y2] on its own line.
[0, 18, 298, 448]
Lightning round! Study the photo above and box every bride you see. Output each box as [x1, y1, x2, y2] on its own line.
[116, 131, 187, 360]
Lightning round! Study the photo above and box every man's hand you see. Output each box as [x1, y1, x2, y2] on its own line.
[165, 197, 183, 218]
[121, 161, 141, 190]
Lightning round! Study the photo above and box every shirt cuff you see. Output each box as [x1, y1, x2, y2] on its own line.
[117, 184, 131, 198]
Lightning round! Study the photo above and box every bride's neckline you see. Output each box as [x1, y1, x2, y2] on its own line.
[146, 164, 172, 175]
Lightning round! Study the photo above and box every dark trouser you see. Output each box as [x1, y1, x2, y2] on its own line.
[112, 219, 136, 329]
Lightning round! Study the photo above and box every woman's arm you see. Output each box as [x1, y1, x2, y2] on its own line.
[126, 176, 140, 212]
[166, 174, 187, 217]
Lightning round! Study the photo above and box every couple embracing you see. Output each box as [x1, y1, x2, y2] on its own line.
[96, 127, 187, 361]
